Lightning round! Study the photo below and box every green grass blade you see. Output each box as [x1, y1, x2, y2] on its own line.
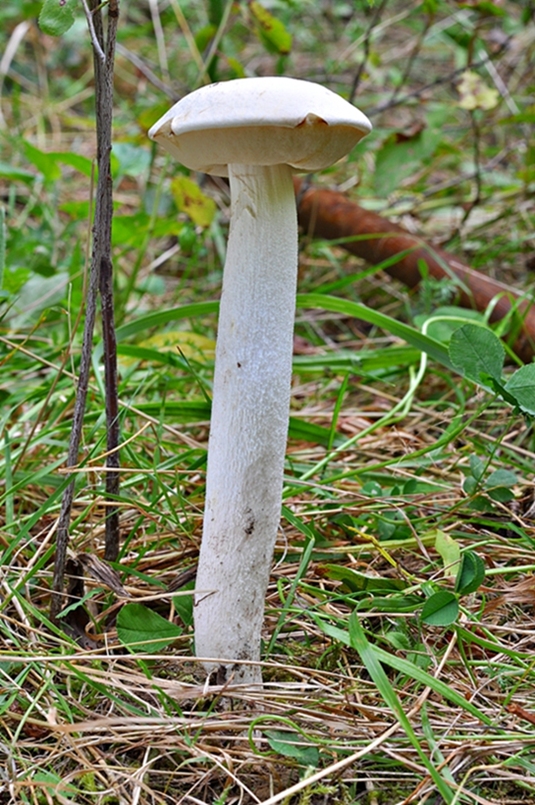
[314, 614, 494, 727]
[348, 611, 454, 803]
[297, 293, 453, 368]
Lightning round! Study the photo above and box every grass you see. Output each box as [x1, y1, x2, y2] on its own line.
[1, 0, 535, 802]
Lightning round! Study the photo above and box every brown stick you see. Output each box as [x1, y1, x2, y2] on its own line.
[295, 178, 535, 362]
[51, 1, 120, 620]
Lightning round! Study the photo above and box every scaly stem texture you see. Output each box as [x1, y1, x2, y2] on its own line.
[194, 163, 297, 685]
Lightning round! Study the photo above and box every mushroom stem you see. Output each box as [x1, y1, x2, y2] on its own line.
[194, 163, 298, 686]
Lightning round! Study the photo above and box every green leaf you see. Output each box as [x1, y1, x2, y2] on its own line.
[374, 109, 445, 196]
[485, 375, 521, 409]
[461, 1, 506, 16]
[486, 469, 517, 489]
[23, 141, 61, 182]
[51, 151, 94, 177]
[112, 143, 152, 178]
[348, 611, 454, 801]
[27, 770, 78, 799]
[297, 294, 453, 369]
[38, 0, 77, 36]
[434, 530, 461, 579]
[484, 468, 517, 502]
[173, 583, 194, 627]
[462, 475, 478, 495]
[0, 162, 36, 183]
[314, 615, 493, 725]
[320, 564, 407, 593]
[504, 364, 535, 415]
[449, 323, 504, 385]
[486, 486, 514, 503]
[455, 551, 485, 596]
[264, 730, 319, 766]
[416, 307, 484, 344]
[469, 453, 485, 481]
[356, 594, 423, 613]
[10, 271, 70, 326]
[421, 591, 459, 626]
[250, 1, 292, 54]
[116, 603, 182, 653]
[194, 23, 217, 53]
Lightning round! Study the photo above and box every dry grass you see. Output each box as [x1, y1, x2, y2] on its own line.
[2, 383, 535, 803]
[2, 0, 535, 802]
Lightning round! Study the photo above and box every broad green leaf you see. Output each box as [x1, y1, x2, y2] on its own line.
[173, 582, 194, 627]
[207, 0, 225, 25]
[9, 271, 69, 326]
[38, 0, 77, 36]
[504, 364, 535, 415]
[384, 630, 411, 651]
[449, 323, 504, 384]
[434, 530, 461, 579]
[59, 200, 92, 219]
[485, 469, 517, 489]
[421, 591, 459, 626]
[227, 56, 246, 78]
[485, 375, 521, 409]
[455, 551, 485, 596]
[112, 143, 151, 178]
[264, 730, 319, 766]
[116, 603, 182, 653]
[23, 141, 61, 183]
[469, 453, 485, 481]
[250, 1, 292, 54]
[28, 770, 77, 799]
[374, 109, 445, 196]
[375, 134, 423, 196]
[416, 307, 484, 343]
[51, 151, 94, 177]
[171, 176, 217, 228]
[485, 468, 517, 502]
[462, 476, 478, 495]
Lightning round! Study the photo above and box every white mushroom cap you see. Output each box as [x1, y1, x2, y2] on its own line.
[148, 76, 372, 176]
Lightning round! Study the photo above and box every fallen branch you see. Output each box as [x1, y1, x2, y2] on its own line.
[295, 178, 535, 362]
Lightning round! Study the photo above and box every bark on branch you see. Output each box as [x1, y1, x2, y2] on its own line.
[295, 178, 535, 362]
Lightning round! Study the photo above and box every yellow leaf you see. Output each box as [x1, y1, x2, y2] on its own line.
[120, 331, 215, 368]
[457, 70, 499, 111]
[141, 331, 215, 359]
[171, 176, 216, 228]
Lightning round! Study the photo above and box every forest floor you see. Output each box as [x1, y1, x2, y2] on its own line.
[1, 1, 535, 803]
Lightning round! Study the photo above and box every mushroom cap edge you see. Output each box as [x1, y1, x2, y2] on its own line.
[149, 76, 372, 176]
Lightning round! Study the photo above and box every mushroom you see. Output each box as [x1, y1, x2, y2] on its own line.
[149, 77, 371, 686]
